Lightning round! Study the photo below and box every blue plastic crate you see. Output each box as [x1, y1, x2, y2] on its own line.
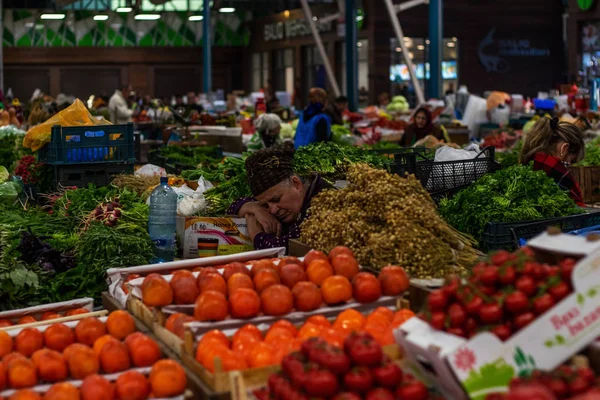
[38, 123, 135, 165]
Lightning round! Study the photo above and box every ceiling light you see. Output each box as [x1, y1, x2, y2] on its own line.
[312, 16, 318, 21]
[188, 15, 204, 21]
[447, 42, 456, 47]
[452, 37, 458, 41]
[395, 47, 402, 52]
[94, 15, 109, 21]
[284, 10, 290, 18]
[409, 52, 414, 59]
[417, 45, 425, 50]
[40, 13, 66, 20]
[356, 15, 363, 21]
[425, 39, 430, 44]
[357, 42, 362, 47]
[219, 7, 235, 13]
[116, 7, 132, 12]
[134, 14, 161, 20]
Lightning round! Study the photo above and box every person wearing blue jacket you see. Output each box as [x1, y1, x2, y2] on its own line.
[294, 88, 331, 149]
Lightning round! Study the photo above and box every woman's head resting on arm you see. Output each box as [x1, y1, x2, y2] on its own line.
[245, 142, 305, 224]
[520, 117, 585, 165]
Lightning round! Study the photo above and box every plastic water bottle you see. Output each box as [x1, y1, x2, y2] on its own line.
[149, 176, 177, 263]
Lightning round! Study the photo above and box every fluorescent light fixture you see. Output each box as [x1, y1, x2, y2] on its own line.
[408, 52, 414, 59]
[452, 37, 458, 41]
[417, 45, 425, 50]
[94, 15, 109, 21]
[395, 47, 402, 52]
[116, 7, 132, 12]
[188, 15, 204, 21]
[425, 39, 430, 44]
[312, 16, 318, 21]
[134, 14, 161, 20]
[357, 42, 362, 47]
[447, 42, 456, 47]
[40, 13, 66, 20]
[356, 15, 363, 21]
[219, 7, 235, 13]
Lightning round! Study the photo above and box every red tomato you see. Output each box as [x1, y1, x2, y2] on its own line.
[515, 276, 537, 296]
[499, 266, 517, 285]
[396, 381, 429, 400]
[365, 388, 395, 400]
[448, 303, 467, 328]
[344, 366, 374, 393]
[505, 291, 529, 314]
[491, 324, 512, 341]
[304, 369, 338, 397]
[548, 282, 570, 302]
[533, 294, 555, 315]
[464, 296, 483, 316]
[513, 312, 536, 330]
[373, 361, 403, 387]
[429, 312, 446, 330]
[427, 290, 448, 311]
[491, 250, 512, 266]
[479, 303, 503, 324]
[480, 266, 500, 286]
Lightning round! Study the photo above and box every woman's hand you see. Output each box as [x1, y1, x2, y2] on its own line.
[246, 214, 265, 241]
[240, 202, 281, 236]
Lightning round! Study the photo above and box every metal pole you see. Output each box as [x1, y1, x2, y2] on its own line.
[428, 0, 442, 99]
[382, 0, 425, 105]
[345, 0, 358, 110]
[299, 0, 341, 97]
[202, 0, 212, 93]
[0, 0, 4, 96]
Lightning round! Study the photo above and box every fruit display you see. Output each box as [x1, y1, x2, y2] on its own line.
[420, 247, 576, 340]
[188, 307, 415, 373]
[0, 310, 187, 399]
[486, 365, 600, 399]
[268, 332, 432, 400]
[300, 163, 479, 278]
[135, 249, 410, 323]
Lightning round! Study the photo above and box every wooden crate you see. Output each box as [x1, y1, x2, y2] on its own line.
[569, 165, 600, 204]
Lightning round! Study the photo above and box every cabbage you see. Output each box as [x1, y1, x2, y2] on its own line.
[291, 119, 299, 130]
[280, 123, 295, 139]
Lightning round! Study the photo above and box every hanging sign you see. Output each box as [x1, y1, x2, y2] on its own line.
[264, 17, 333, 41]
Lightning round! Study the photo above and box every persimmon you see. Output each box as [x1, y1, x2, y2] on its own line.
[115, 370, 150, 400]
[333, 309, 366, 335]
[352, 272, 382, 303]
[0, 319, 12, 328]
[199, 345, 229, 372]
[229, 288, 261, 319]
[391, 309, 416, 328]
[14, 328, 43, 357]
[81, 374, 116, 400]
[195, 338, 228, 365]
[291, 281, 323, 312]
[106, 310, 136, 340]
[252, 269, 279, 294]
[222, 262, 251, 281]
[232, 324, 262, 347]
[219, 350, 248, 372]
[232, 341, 254, 365]
[126, 334, 161, 367]
[8, 390, 42, 400]
[260, 284, 293, 316]
[0, 361, 4, 390]
[165, 312, 187, 333]
[44, 382, 80, 400]
[170, 270, 200, 305]
[16, 316, 36, 325]
[99, 340, 131, 373]
[264, 328, 294, 345]
[279, 257, 302, 268]
[280, 264, 308, 289]
[41, 312, 60, 321]
[378, 265, 410, 296]
[171, 315, 194, 339]
[329, 246, 354, 260]
[149, 359, 187, 397]
[121, 274, 141, 295]
[201, 330, 230, 348]
[65, 308, 89, 317]
[32, 349, 68, 382]
[43, 323, 75, 352]
[75, 318, 107, 347]
[331, 254, 360, 280]
[2, 352, 25, 369]
[227, 273, 254, 295]
[321, 275, 353, 305]
[64, 343, 100, 379]
[0, 331, 13, 358]
[303, 250, 328, 269]
[305, 315, 331, 329]
[306, 260, 333, 286]
[268, 320, 297, 337]
[297, 323, 324, 340]
[250, 259, 277, 278]
[197, 272, 227, 296]
[372, 307, 395, 322]
[195, 267, 219, 276]
[141, 273, 173, 307]
[93, 335, 118, 356]
[6, 358, 37, 388]
[248, 342, 276, 368]
[194, 290, 228, 321]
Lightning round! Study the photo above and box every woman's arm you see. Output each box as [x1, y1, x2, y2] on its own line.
[253, 224, 301, 250]
[227, 197, 257, 216]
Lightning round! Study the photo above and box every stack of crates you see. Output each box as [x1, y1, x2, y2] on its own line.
[37, 123, 136, 188]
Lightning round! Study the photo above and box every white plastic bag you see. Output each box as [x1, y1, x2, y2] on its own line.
[135, 164, 166, 177]
[430, 145, 482, 190]
[196, 176, 214, 194]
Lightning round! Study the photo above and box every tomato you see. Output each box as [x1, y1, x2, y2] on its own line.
[301, 337, 327, 358]
[578, 367, 596, 385]
[520, 261, 537, 277]
[545, 378, 568, 398]
[365, 388, 395, 400]
[471, 262, 488, 277]
[448, 303, 467, 328]
[491, 324, 512, 341]
[446, 327, 466, 337]
[427, 290, 448, 311]
[560, 258, 577, 283]
[532, 264, 547, 281]
[486, 394, 508, 400]
[491, 250, 512, 266]
[479, 303, 503, 324]
[533, 294, 555, 315]
[519, 246, 535, 259]
[347, 335, 383, 366]
[443, 276, 461, 299]
[505, 291, 529, 314]
[332, 393, 362, 400]
[481, 285, 498, 296]
[465, 317, 477, 332]
[464, 296, 483, 316]
[513, 312, 536, 330]
[395, 381, 429, 400]
[545, 265, 560, 277]
[282, 352, 305, 380]
[319, 346, 350, 375]
[548, 282, 570, 302]
[429, 312, 446, 330]
[506, 383, 556, 400]
[373, 361, 403, 387]
[480, 266, 500, 286]
[344, 366, 374, 393]
[515, 276, 537, 296]
[304, 369, 338, 397]
[499, 266, 517, 285]
[569, 375, 590, 396]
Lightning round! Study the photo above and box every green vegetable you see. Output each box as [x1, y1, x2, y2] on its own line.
[575, 137, 600, 166]
[0, 181, 21, 205]
[331, 125, 354, 145]
[439, 165, 584, 242]
[495, 140, 523, 169]
[280, 123, 295, 139]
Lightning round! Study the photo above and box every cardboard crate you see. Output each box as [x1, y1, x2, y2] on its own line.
[176, 216, 253, 259]
[569, 165, 600, 204]
[395, 232, 600, 400]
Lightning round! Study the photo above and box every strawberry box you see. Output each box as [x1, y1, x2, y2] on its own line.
[394, 232, 600, 400]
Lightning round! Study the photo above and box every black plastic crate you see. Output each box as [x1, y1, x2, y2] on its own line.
[52, 163, 134, 189]
[38, 123, 135, 165]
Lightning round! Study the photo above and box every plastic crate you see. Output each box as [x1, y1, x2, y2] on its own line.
[392, 147, 497, 192]
[38, 123, 135, 165]
[509, 212, 600, 248]
[52, 163, 134, 189]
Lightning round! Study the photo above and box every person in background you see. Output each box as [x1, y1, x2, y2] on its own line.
[109, 85, 133, 124]
[401, 107, 444, 146]
[247, 113, 282, 153]
[228, 143, 333, 250]
[326, 96, 349, 126]
[378, 92, 391, 109]
[187, 92, 203, 113]
[445, 83, 456, 96]
[520, 117, 585, 206]
[267, 97, 281, 113]
[293, 88, 331, 149]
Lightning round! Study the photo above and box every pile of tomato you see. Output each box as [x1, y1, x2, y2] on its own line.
[485, 365, 600, 400]
[421, 247, 577, 341]
[269, 332, 431, 400]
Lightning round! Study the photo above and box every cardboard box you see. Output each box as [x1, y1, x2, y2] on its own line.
[395, 232, 600, 400]
[176, 216, 253, 259]
[569, 165, 600, 204]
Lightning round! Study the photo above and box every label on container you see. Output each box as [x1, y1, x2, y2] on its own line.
[176, 216, 252, 259]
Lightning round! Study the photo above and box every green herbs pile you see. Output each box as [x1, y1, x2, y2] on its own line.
[150, 145, 223, 168]
[495, 139, 523, 169]
[575, 137, 600, 166]
[0, 185, 152, 310]
[0, 126, 31, 173]
[439, 165, 584, 242]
